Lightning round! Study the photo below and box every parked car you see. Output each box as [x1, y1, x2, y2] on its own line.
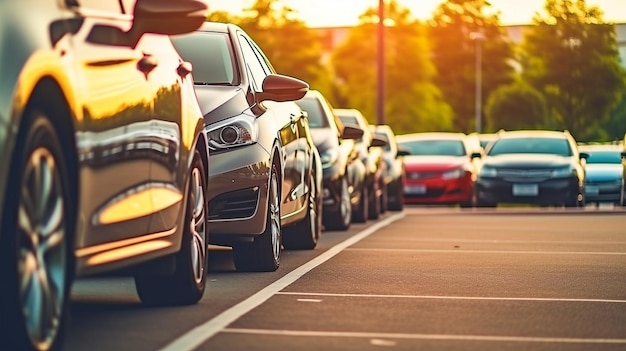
[170, 22, 322, 272]
[334, 108, 387, 219]
[578, 144, 625, 206]
[372, 125, 406, 211]
[397, 132, 481, 207]
[0, 1, 209, 350]
[475, 130, 587, 207]
[295, 91, 366, 230]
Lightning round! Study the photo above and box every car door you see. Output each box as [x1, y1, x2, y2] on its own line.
[237, 32, 304, 216]
[70, 0, 156, 251]
[134, 32, 190, 235]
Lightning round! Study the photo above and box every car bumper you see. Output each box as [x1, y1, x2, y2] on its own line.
[321, 164, 344, 214]
[403, 176, 473, 205]
[584, 181, 622, 203]
[207, 143, 272, 238]
[476, 176, 580, 204]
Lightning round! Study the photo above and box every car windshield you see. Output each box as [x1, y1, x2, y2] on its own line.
[488, 137, 572, 156]
[296, 98, 328, 128]
[398, 139, 466, 156]
[338, 115, 359, 126]
[171, 32, 236, 85]
[584, 150, 622, 164]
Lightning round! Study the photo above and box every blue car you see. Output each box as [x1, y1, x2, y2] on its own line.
[579, 144, 625, 206]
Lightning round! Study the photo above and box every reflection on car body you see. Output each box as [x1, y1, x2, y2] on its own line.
[334, 108, 388, 220]
[171, 22, 323, 273]
[0, 1, 210, 350]
[296, 90, 366, 230]
[372, 125, 406, 211]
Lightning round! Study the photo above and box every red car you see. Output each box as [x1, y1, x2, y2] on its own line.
[397, 132, 482, 207]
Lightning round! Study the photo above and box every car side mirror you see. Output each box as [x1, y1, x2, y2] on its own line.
[130, 0, 208, 36]
[621, 151, 626, 159]
[369, 135, 388, 148]
[340, 123, 364, 140]
[397, 148, 411, 157]
[257, 74, 309, 103]
[579, 152, 590, 160]
[471, 152, 482, 159]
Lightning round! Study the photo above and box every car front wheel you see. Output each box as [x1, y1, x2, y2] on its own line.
[1, 112, 71, 351]
[135, 149, 208, 305]
[233, 163, 281, 272]
[283, 167, 321, 250]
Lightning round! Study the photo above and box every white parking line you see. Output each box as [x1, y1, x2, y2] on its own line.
[277, 291, 626, 304]
[220, 328, 626, 345]
[345, 248, 626, 255]
[159, 212, 406, 351]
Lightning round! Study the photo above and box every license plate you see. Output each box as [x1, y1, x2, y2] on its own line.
[512, 183, 538, 196]
[585, 185, 599, 195]
[405, 184, 426, 195]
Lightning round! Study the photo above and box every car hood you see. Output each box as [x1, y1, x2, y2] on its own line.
[310, 128, 339, 153]
[403, 155, 468, 171]
[585, 164, 623, 181]
[482, 154, 573, 168]
[194, 85, 251, 125]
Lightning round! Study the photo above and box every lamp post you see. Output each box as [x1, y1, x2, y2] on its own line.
[376, 0, 385, 125]
[470, 31, 485, 133]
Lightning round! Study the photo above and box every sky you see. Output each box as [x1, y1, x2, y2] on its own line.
[209, 0, 626, 27]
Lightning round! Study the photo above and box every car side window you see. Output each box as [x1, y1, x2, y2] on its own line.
[238, 35, 269, 92]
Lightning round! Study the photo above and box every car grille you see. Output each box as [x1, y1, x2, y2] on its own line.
[208, 187, 259, 220]
[494, 168, 556, 182]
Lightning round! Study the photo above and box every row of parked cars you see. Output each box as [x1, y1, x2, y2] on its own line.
[0, 2, 412, 350]
[396, 129, 626, 208]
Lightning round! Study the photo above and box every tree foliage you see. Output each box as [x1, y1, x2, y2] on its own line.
[485, 82, 548, 131]
[520, 0, 626, 139]
[208, 0, 329, 90]
[429, 0, 516, 133]
[330, 0, 453, 134]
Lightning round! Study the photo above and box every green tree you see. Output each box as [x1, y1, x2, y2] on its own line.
[484, 82, 548, 131]
[229, 0, 329, 90]
[331, 0, 453, 134]
[520, 0, 626, 139]
[599, 86, 626, 142]
[429, 0, 516, 133]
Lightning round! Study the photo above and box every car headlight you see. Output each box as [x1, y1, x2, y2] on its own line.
[551, 166, 575, 178]
[205, 114, 258, 151]
[479, 166, 497, 177]
[442, 168, 464, 179]
[320, 148, 339, 168]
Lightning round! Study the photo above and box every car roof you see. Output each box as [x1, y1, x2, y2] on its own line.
[197, 21, 236, 33]
[578, 144, 623, 151]
[396, 132, 467, 141]
[497, 130, 569, 139]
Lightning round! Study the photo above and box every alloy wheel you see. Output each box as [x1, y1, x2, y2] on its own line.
[18, 146, 67, 350]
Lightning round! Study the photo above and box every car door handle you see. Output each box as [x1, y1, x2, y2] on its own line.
[137, 54, 158, 74]
[177, 61, 192, 78]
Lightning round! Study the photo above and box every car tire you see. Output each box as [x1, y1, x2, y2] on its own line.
[232, 163, 281, 272]
[283, 167, 321, 250]
[323, 175, 351, 231]
[0, 112, 71, 351]
[379, 180, 388, 214]
[387, 179, 404, 211]
[135, 150, 208, 306]
[460, 188, 477, 208]
[368, 180, 381, 220]
[353, 184, 369, 223]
